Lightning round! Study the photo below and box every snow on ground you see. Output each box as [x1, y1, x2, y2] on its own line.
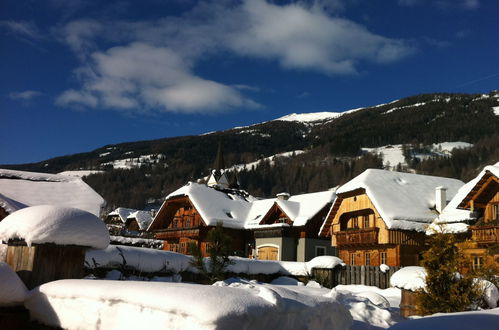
[362, 145, 407, 169]
[215, 277, 400, 330]
[492, 106, 499, 116]
[0, 205, 109, 249]
[25, 279, 354, 330]
[276, 112, 343, 123]
[102, 154, 166, 170]
[230, 150, 306, 172]
[430, 142, 473, 156]
[388, 308, 499, 330]
[0, 262, 28, 306]
[58, 170, 104, 178]
[362, 142, 474, 170]
[333, 285, 402, 310]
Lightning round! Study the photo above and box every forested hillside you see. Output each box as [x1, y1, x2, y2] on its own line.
[4, 91, 499, 211]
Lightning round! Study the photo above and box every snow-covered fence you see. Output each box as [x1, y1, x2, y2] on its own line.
[313, 265, 401, 289]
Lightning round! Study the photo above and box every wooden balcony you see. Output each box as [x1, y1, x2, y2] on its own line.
[470, 225, 499, 245]
[334, 228, 379, 247]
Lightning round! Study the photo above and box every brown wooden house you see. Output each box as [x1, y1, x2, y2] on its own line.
[147, 183, 251, 257]
[319, 169, 464, 267]
[436, 163, 499, 272]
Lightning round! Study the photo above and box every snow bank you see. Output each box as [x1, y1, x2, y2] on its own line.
[0, 262, 28, 306]
[390, 266, 426, 291]
[389, 308, 499, 330]
[270, 276, 304, 286]
[327, 289, 399, 329]
[86, 245, 192, 273]
[333, 285, 402, 311]
[0, 205, 109, 249]
[25, 279, 353, 330]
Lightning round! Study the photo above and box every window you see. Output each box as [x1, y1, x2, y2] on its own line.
[363, 215, 370, 228]
[350, 253, 355, 265]
[493, 204, 499, 221]
[276, 217, 287, 224]
[315, 246, 326, 257]
[365, 252, 371, 266]
[380, 252, 387, 265]
[186, 219, 191, 227]
[472, 256, 483, 270]
[350, 217, 358, 229]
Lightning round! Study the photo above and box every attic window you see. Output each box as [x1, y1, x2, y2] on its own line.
[224, 210, 233, 218]
[253, 215, 261, 220]
[276, 217, 287, 224]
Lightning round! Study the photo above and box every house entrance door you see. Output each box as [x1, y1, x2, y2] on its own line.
[258, 246, 278, 260]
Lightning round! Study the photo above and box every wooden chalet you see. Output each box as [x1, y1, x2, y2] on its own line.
[319, 169, 464, 267]
[147, 184, 251, 257]
[436, 162, 499, 272]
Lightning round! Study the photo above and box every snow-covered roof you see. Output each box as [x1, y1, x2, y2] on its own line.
[334, 169, 464, 232]
[0, 168, 105, 216]
[151, 182, 336, 230]
[435, 162, 499, 228]
[127, 210, 153, 230]
[0, 193, 27, 214]
[0, 205, 110, 249]
[108, 207, 137, 223]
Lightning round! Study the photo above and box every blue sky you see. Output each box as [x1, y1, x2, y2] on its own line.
[1, 0, 498, 165]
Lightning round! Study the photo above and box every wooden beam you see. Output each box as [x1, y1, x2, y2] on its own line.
[465, 176, 496, 209]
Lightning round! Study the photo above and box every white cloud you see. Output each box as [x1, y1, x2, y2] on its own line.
[56, 0, 414, 113]
[56, 43, 261, 113]
[0, 20, 42, 40]
[9, 90, 43, 101]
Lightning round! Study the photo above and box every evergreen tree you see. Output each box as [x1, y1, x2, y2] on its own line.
[189, 223, 234, 283]
[416, 233, 482, 315]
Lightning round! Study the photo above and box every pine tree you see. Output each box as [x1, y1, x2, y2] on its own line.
[189, 223, 234, 283]
[416, 233, 482, 315]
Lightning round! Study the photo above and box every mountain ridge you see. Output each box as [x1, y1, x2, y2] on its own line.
[3, 91, 499, 210]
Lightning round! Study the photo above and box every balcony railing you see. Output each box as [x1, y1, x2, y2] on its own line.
[334, 228, 379, 247]
[470, 225, 499, 244]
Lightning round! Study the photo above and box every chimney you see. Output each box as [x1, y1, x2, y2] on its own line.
[276, 192, 290, 201]
[435, 186, 447, 213]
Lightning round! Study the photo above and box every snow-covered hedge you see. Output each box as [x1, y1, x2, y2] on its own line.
[85, 245, 344, 279]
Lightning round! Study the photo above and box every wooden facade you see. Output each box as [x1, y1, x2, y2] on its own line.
[322, 190, 425, 267]
[149, 196, 247, 257]
[5, 241, 86, 289]
[457, 171, 499, 273]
